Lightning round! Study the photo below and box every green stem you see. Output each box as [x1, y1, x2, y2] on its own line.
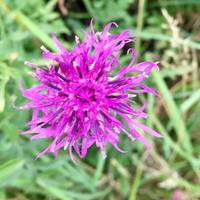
[135, 0, 146, 62]
[128, 163, 143, 200]
[93, 152, 105, 187]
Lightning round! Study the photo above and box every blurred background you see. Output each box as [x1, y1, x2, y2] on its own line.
[0, 0, 200, 199]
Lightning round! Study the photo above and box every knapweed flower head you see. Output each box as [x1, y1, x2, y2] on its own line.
[17, 21, 161, 161]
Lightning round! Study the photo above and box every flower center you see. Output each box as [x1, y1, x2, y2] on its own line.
[76, 86, 96, 103]
[72, 81, 104, 110]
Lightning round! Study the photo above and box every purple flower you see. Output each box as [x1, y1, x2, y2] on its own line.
[17, 21, 161, 161]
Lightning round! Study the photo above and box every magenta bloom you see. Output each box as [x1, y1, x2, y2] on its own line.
[17, 21, 161, 161]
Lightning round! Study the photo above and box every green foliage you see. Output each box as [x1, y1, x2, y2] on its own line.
[0, 0, 200, 199]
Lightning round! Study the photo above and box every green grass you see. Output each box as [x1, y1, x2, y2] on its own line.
[0, 0, 200, 199]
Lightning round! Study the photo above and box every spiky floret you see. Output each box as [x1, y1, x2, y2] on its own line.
[16, 21, 161, 161]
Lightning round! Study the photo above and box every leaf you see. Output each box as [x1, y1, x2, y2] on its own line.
[0, 62, 10, 112]
[0, 159, 25, 187]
